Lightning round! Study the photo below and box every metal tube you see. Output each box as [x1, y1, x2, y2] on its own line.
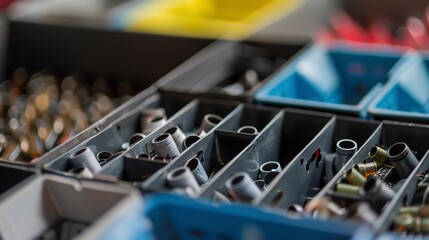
[253, 179, 268, 191]
[69, 147, 101, 173]
[237, 126, 258, 135]
[347, 202, 378, 224]
[400, 206, 429, 217]
[388, 142, 419, 179]
[164, 126, 186, 151]
[335, 183, 360, 195]
[128, 133, 146, 145]
[185, 157, 208, 185]
[356, 162, 378, 178]
[225, 172, 261, 202]
[369, 146, 388, 166]
[96, 151, 112, 165]
[335, 139, 357, 172]
[259, 161, 282, 180]
[137, 153, 151, 160]
[344, 168, 366, 186]
[182, 135, 201, 151]
[151, 155, 167, 162]
[166, 167, 201, 195]
[69, 166, 93, 178]
[360, 176, 395, 205]
[199, 114, 223, 133]
[142, 116, 167, 135]
[151, 133, 180, 159]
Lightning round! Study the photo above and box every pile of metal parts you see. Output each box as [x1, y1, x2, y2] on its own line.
[306, 142, 419, 224]
[0, 69, 134, 162]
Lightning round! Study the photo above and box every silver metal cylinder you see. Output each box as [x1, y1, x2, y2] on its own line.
[142, 116, 167, 135]
[253, 179, 268, 191]
[69, 165, 93, 178]
[369, 146, 388, 165]
[128, 133, 146, 145]
[335, 139, 357, 172]
[69, 147, 101, 173]
[259, 161, 282, 180]
[199, 114, 223, 133]
[151, 133, 180, 159]
[388, 142, 419, 179]
[197, 130, 207, 138]
[185, 157, 208, 185]
[166, 167, 201, 195]
[182, 135, 201, 151]
[96, 151, 112, 165]
[151, 155, 167, 162]
[137, 153, 151, 160]
[237, 126, 258, 135]
[360, 176, 395, 204]
[356, 162, 378, 178]
[213, 191, 231, 203]
[225, 172, 261, 202]
[164, 126, 186, 151]
[140, 108, 166, 133]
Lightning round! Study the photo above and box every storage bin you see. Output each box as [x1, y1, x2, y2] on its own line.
[255, 42, 405, 117]
[368, 52, 429, 123]
[0, 174, 140, 239]
[0, 162, 35, 198]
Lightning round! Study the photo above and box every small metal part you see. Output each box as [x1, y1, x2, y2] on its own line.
[225, 172, 261, 202]
[264, 171, 280, 185]
[164, 126, 186, 151]
[253, 179, 268, 191]
[400, 206, 429, 217]
[239, 69, 259, 90]
[335, 139, 357, 172]
[142, 116, 167, 135]
[199, 114, 223, 133]
[128, 133, 146, 145]
[106, 151, 124, 162]
[151, 155, 167, 162]
[141, 108, 166, 119]
[288, 204, 304, 213]
[388, 142, 419, 179]
[356, 162, 378, 178]
[347, 202, 378, 224]
[335, 183, 360, 195]
[166, 167, 201, 196]
[237, 126, 258, 135]
[360, 176, 395, 205]
[369, 146, 388, 165]
[305, 197, 345, 219]
[137, 153, 151, 160]
[182, 135, 201, 151]
[197, 130, 207, 138]
[344, 168, 366, 186]
[185, 157, 208, 185]
[259, 161, 282, 180]
[394, 214, 429, 233]
[151, 133, 180, 159]
[213, 191, 231, 203]
[69, 165, 93, 178]
[69, 147, 101, 173]
[96, 151, 112, 165]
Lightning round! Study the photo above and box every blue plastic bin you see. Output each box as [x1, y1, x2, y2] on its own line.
[368, 52, 429, 123]
[96, 193, 366, 240]
[255, 42, 405, 117]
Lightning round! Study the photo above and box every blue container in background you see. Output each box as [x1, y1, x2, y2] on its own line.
[96, 193, 366, 240]
[254, 42, 405, 117]
[368, 52, 429, 123]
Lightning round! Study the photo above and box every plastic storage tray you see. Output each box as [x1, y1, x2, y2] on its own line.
[368, 52, 429, 123]
[97, 98, 240, 182]
[135, 103, 281, 191]
[43, 94, 190, 177]
[0, 174, 140, 239]
[201, 108, 335, 200]
[255, 116, 379, 209]
[158, 41, 303, 103]
[311, 121, 429, 232]
[255, 42, 405, 117]
[89, 193, 364, 240]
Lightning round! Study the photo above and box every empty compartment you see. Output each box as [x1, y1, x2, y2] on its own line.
[255, 42, 405, 117]
[201, 108, 335, 203]
[96, 99, 238, 182]
[309, 122, 429, 230]
[0, 175, 139, 239]
[159, 41, 302, 102]
[0, 163, 35, 197]
[93, 193, 363, 240]
[43, 94, 189, 177]
[256, 116, 379, 211]
[368, 52, 429, 123]
[139, 130, 256, 194]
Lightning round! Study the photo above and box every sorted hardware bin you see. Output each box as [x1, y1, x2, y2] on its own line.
[0, 162, 35, 197]
[254, 116, 379, 209]
[368, 52, 429, 124]
[88, 193, 365, 240]
[200, 108, 335, 202]
[0, 174, 140, 239]
[132, 104, 280, 193]
[309, 121, 429, 232]
[97, 98, 239, 182]
[255, 42, 405, 117]
[110, 0, 300, 40]
[43, 94, 190, 177]
[158, 41, 303, 103]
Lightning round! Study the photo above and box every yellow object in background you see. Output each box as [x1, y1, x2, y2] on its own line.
[125, 0, 300, 40]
